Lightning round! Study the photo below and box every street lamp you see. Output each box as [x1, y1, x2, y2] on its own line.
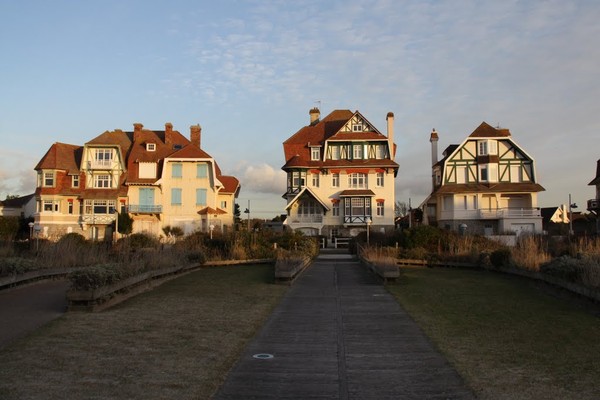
[366, 216, 372, 246]
[568, 194, 578, 236]
[28, 222, 34, 241]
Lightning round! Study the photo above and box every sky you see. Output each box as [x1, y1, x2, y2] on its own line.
[1, 0, 599, 218]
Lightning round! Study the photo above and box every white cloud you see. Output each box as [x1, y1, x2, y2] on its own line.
[235, 163, 287, 195]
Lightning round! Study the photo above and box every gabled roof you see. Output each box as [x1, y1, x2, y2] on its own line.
[34, 142, 82, 173]
[284, 187, 330, 211]
[589, 159, 600, 186]
[168, 144, 212, 159]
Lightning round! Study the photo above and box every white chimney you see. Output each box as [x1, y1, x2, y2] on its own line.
[386, 112, 394, 159]
[429, 129, 439, 166]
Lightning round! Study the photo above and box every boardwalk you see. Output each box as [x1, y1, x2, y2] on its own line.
[213, 252, 474, 400]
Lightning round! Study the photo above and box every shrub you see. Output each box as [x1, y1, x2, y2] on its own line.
[68, 263, 124, 291]
[119, 233, 159, 250]
[0, 257, 38, 276]
[162, 225, 184, 238]
[490, 248, 512, 268]
[57, 232, 88, 247]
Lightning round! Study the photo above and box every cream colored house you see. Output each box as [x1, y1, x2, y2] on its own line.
[421, 122, 545, 235]
[282, 108, 399, 241]
[33, 122, 239, 240]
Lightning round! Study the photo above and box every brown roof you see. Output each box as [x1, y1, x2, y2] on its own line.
[0, 193, 35, 207]
[338, 189, 376, 196]
[218, 175, 240, 195]
[433, 182, 545, 195]
[34, 142, 82, 173]
[469, 122, 511, 138]
[197, 206, 227, 215]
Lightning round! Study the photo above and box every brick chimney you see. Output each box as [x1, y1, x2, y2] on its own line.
[190, 124, 201, 148]
[309, 107, 320, 125]
[165, 122, 173, 146]
[386, 112, 394, 159]
[133, 123, 143, 142]
[429, 128, 439, 166]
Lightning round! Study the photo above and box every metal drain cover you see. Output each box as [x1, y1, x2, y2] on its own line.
[252, 353, 274, 360]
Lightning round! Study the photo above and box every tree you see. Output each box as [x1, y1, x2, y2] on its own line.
[234, 203, 242, 225]
[395, 201, 409, 218]
[117, 212, 133, 235]
[4, 194, 19, 200]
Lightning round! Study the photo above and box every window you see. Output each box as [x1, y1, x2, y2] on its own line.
[330, 146, 340, 160]
[43, 200, 59, 212]
[146, 143, 156, 151]
[196, 188, 207, 206]
[84, 200, 115, 214]
[376, 145, 386, 159]
[376, 200, 384, 216]
[352, 124, 362, 132]
[291, 171, 306, 188]
[72, 175, 79, 188]
[376, 172, 384, 187]
[94, 174, 112, 188]
[220, 200, 227, 209]
[312, 173, 319, 187]
[478, 141, 488, 156]
[480, 166, 488, 182]
[351, 198, 365, 216]
[94, 149, 113, 167]
[333, 202, 339, 216]
[311, 147, 320, 161]
[68, 201, 74, 214]
[44, 172, 55, 187]
[172, 163, 182, 178]
[478, 140, 497, 156]
[332, 173, 340, 188]
[353, 144, 363, 159]
[197, 164, 208, 178]
[348, 173, 367, 189]
[171, 188, 182, 205]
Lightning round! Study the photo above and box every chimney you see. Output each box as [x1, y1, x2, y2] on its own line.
[386, 112, 394, 158]
[133, 123, 143, 142]
[429, 128, 439, 166]
[309, 107, 320, 125]
[165, 122, 173, 146]
[190, 124, 201, 148]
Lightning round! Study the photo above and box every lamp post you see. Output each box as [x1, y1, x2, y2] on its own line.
[366, 216, 372, 246]
[28, 222, 34, 241]
[568, 194, 578, 237]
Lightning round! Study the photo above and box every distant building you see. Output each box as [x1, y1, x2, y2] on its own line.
[0, 194, 36, 218]
[281, 108, 399, 241]
[33, 123, 239, 240]
[421, 122, 545, 235]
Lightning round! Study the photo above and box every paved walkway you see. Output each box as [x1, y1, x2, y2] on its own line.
[0, 279, 69, 350]
[213, 253, 475, 399]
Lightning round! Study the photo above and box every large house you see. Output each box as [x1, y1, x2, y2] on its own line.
[33, 123, 239, 240]
[421, 122, 544, 235]
[588, 159, 600, 234]
[281, 108, 399, 241]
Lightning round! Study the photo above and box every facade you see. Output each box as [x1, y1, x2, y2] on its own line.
[281, 108, 399, 240]
[587, 159, 600, 233]
[33, 123, 239, 240]
[421, 122, 544, 235]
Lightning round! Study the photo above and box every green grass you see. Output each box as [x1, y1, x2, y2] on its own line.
[388, 267, 600, 400]
[0, 264, 287, 400]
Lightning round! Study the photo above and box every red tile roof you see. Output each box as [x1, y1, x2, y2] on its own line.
[469, 122, 511, 138]
[34, 142, 82, 173]
[433, 182, 545, 194]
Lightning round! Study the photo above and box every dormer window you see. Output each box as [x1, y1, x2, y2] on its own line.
[146, 143, 156, 151]
[311, 147, 320, 161]
[352, 124, 362, 132]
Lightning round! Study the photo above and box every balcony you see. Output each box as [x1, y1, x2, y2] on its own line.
[81, 214, 116, 224]
[588, 199, 600, 211]
[127, 204, 163, 214]
[344, 215, 371, 224]
[290, 214, 323, 223]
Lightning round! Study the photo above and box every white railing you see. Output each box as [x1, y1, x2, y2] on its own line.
[290, 214, 323, 223]
[441, 208, 541, 220]
[81, 214, 116, 224]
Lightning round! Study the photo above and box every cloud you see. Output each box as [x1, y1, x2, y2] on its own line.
[235, 163, 286, 195]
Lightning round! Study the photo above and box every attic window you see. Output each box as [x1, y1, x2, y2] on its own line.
[311, 147, 320, 161]
[146, 143, 156, 151]
[173, 144, 183, 150]
[352, 124, 362, 132]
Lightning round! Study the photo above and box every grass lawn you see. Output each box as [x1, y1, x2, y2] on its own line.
[388, 266, 600, 400]
[0, 264, 287, 400]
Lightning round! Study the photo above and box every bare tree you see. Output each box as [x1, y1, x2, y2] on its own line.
[395, 201, 409, 218]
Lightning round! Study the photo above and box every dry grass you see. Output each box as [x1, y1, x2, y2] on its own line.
[361, 246, 398, 270]
[0, 264, 287, 400]
[390, 267, 600, 400]
[511, 235, 551, 271]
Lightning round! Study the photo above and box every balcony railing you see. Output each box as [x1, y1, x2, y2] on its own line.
[588, 199, 600, 211]
[344, 215, 371, 224]
[441, 208, 541, 220]
[127, 204, 163, 213]
[289, 214, 323, 223]
[81, 214, 116, 224]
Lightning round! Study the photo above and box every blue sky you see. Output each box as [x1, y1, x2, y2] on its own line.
[1, 0, 599, 217]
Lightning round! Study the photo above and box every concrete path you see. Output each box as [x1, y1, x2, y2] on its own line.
[0, 279, 69, 350]
[213, 253, 475, 399]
